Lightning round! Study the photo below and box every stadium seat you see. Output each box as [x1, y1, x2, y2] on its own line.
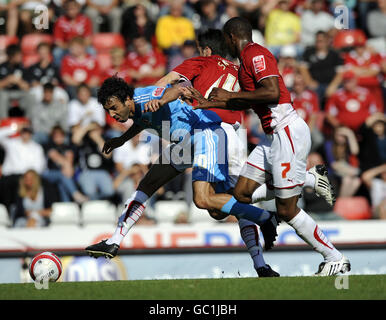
[0, 35, 18, 50]
[23, 53, 40, 67]
[20, 34, 53, 55]
[153, 200, 189, 223]
[96, 53, 112, 72]
[0, 117, 30, 137]
[333, 29, 367, 49]
[81, 200, 117, 226]
[334, 196, 372, 220]
[92, 33, 125, 53]
[188, 204, 217, 224]
[50, 202, 81, 226]
[0, 204, 10, 227]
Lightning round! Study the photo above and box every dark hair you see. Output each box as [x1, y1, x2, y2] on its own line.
[97, 76, 134, 106]
[223, 17, 252, 40]
[6, 44, 21, 58]
[37, 42, 52, 51]
[43, 82, 54, 91]
[76, 83, 90, 94]
[197, 29, 227, 57]
[315, 30, 328, 37]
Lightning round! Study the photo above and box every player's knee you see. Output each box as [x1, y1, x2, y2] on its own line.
[275, 198, 298, 221]
[233, 187, 252, 204]
[193, 194, 210, 210]
[208, 209, 228, 221]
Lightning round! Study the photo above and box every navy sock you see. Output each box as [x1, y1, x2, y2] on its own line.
[221, 196, 270, 226]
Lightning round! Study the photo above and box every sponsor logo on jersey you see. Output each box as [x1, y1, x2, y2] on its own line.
[252, 55, 266, 74]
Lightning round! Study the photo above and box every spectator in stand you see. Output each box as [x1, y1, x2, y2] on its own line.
[358, 112, 386, 172]
[167, 39, 197, 72]
[0, 125, 46, 209]
[120, 3, 156, 48]
[42, 125, 88, 204]
[361, 163, 386, 219]
[126, 36, 166, 86]
[61, 37, 101, 99]
[101, 47, 132, 85]
[53, 0, 93, 67]
[343, 36, 384, 111]
[302, 151, 340, 219]
[30, 83, 69, 146]
[158, 0, 196, 20]
[225, 0, 276, 31]
[84, 0, 122, 33]
[277, 44, 299, 90]
[72, 123, 115, 201]
[0, 44, 34, 119]
[324, 126, 361, 197]
[367, 0, 386, 38]
[325, 70, 379, 133]
[13, 169, 59, 228]
[301, 0, 335, 48]
[67, 83, 105, 131]
[299, 30, 344, 107]
[0, 0, 18, 37]
[291, 73, 324, 151]
[113, 133, 151, 203]
[26, 42, 69, 108]
[155, 0, 195, 56]
[197, 0, 227, 33]
[264, 0, 302, 57]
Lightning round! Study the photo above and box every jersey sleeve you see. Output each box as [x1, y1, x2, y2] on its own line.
[172, 57, 205, 81]
[244, 46, 280, 83]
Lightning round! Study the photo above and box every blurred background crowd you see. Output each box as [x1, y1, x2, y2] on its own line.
[0, 0, 384, 228]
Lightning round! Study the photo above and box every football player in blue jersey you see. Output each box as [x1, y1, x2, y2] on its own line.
[86, 76, 280, 269]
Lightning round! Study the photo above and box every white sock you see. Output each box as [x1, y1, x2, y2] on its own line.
[287, 209, 342, 262]
[251, 183, 275, 203]
[106, 191, 149, 246]
[238, 219, 267, 269]
[304, 170, 316, 189]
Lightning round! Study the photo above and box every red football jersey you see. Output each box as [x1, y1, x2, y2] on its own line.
[173, 55, 243, 124]
[239, 42, 295, 134]
[54, 14, 93, 43]
[291, 90, 319, 123]
[325, 87, 378, 131]
[344, 50, 381, 87]
[61, 54, 100, 84]
[127, 49, 166, 86]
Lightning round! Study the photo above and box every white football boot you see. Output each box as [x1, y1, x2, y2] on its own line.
[308, 165, 336, 206]
[314, 255, 351, 276]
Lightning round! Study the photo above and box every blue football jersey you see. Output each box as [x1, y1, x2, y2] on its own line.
[132, 86, 222, 142]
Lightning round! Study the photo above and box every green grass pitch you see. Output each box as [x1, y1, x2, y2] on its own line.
[0, 275, 385, 300]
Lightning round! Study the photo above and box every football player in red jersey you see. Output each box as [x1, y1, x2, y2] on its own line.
[192, 17, 350, 276]
[155, 29, 278, 277]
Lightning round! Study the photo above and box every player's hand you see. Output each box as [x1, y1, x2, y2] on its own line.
[102, 137, 125, 154]
[180, 86, 206, 104]
[144, 99, 162, 113]
[208, 87, 232, 102]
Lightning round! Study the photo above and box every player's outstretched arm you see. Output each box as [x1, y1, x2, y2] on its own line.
[154, 71, 181, 87]
[180, 86, 227, 110]
[102, 123, 144, 154]
[209, 77, 280, 108]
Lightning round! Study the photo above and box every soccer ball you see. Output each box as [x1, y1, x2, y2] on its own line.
[29, 252, 62, 282]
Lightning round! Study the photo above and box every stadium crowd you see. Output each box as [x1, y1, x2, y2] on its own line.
[0, 0, 384, 228]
